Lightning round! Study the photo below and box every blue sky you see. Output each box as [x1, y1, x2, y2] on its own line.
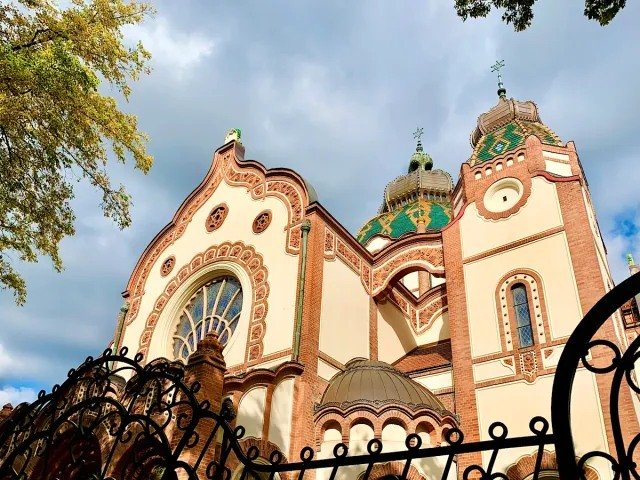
[1, 0, 639, 405]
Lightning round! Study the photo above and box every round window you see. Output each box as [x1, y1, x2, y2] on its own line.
[483, 178, 524, 213]
[172, 276, 243, 362]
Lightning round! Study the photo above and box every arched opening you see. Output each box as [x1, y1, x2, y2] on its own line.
[381, 421, 407, 453]
[231, 458, 280, 480]
[416, 421, 436, 446]
[236, 386, 268, 438]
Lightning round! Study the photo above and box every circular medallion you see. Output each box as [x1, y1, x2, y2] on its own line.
[483, 178, 524, 214]
[206, 204, 228, 232]
[252, 210, 272, 234]
[160, 256, 175, 277]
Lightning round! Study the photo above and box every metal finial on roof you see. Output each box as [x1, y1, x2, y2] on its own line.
[491, 60, 507, 98]
[627, 253, 635, 266]
[413, 127, 424, 152]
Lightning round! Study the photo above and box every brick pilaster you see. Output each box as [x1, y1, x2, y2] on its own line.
[442, 221, 482, 474]
[289, 213, 326, 460]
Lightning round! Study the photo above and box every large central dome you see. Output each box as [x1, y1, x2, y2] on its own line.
[356, 137, 453, 245]
[317, 358, 450, 415]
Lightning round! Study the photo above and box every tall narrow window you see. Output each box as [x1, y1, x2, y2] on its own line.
[511, 284, 534, 348]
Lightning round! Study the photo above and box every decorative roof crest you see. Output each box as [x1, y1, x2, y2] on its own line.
[491, 59, 507, 98]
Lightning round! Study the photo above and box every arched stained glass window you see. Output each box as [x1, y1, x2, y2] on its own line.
[511, 283, 534, 348]
[173, 276, 243, 362]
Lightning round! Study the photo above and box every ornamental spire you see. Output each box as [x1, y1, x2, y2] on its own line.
[413, 126, 424, 152]
[491, 59, 507, 99]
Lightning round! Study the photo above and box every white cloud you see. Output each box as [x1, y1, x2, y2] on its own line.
[0, 386, 37, 407]
[124, 17, 215, 78]
[0, 343, 21, 374]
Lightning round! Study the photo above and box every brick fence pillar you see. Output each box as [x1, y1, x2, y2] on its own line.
[179, 332, 227, 478]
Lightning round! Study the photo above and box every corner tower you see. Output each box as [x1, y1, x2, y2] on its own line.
[442, 83, 637, 473]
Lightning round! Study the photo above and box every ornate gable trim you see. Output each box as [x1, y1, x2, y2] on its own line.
[124, 141, 312, 327]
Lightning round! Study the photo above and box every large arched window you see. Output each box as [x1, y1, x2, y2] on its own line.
[173, 276, 243, 362]
[511, 283, 534, 348]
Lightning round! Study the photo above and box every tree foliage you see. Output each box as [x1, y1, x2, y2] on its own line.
[0, 0, 154, 304]
[454, 0, 627, 31]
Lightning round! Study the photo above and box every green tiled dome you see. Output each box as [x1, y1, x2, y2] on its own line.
[471, 120, 561, 165]
[468, 97, 562, 166]
[357, 199, 452, 244]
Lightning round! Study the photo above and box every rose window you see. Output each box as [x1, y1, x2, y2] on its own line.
[173, 276, 243, 362]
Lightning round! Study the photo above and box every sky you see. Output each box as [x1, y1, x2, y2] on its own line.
[1, 0, 639, 405]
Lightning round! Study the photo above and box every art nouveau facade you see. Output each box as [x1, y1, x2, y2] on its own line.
[113, 93, 639, 479]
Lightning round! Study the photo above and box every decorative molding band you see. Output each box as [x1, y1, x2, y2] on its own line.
[463, 226, 565, 264]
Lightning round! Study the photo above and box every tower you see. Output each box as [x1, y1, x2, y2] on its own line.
[439, 87, 638, 473]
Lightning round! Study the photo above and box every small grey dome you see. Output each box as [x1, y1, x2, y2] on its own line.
[318, 358, 450, 414]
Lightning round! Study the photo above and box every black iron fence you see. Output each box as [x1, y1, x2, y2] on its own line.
[0, 272, 639, 480]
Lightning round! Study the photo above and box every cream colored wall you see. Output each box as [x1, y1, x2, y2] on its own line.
[256, 356, 292, 371]
[475, 370, 610, 479]
[542, 149, 572, 177]
[381, 423, 453, 480]
[472, 358, 516, 383]
[378, 302, 450, 364]
[545, 160, 572, 177]
[459, 177, 563, 259]
[377, 302, 417, 363]
[319, 258, 370, 364]
[268, 377, 295, 456]
[415, 311, 450, 345]
[121, 179, 300, 369]
[236, 386, 267, 438]
[402, 272, 420, 296]
[464, 231, 582, 358]
[317, 359, 340, 381]
[414, 369, 453, 391]
[542, 151, 570, 162]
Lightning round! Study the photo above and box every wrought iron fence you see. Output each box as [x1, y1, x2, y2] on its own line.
[0, 272, 639, 480]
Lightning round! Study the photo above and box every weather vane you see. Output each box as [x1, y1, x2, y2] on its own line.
[491, 60, 507, 98]
[413, 127, 424, 141]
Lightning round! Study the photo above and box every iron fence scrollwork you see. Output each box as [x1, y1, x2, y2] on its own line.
[0, 272, 639, 480]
